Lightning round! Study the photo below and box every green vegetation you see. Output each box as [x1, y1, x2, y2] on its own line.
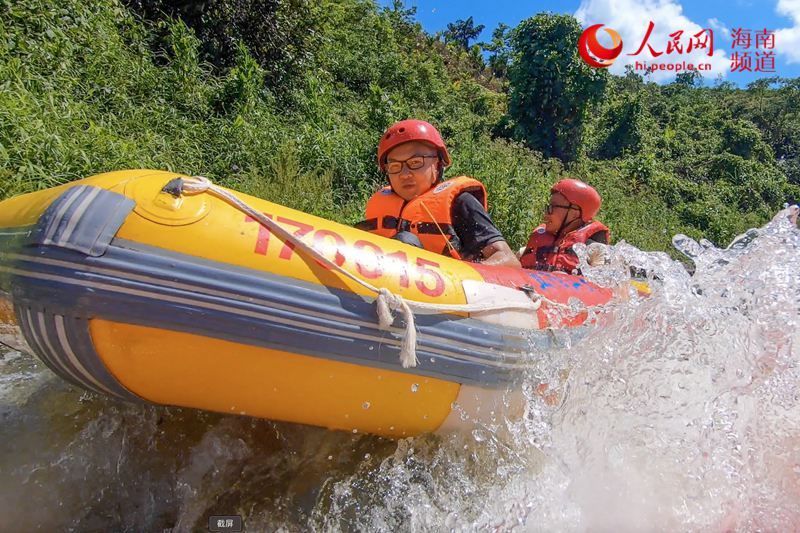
[1, 0, 798, 256]
[506, 14, 608, 164]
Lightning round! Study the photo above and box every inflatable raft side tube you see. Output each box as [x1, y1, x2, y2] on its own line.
[6, 243, 549, 386]
[88, 319, 460, 438]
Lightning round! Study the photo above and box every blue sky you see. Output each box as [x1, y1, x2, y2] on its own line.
[378, 0, 800, 85]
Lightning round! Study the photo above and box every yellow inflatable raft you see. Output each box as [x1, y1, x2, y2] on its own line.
[0, 170, 615, 437]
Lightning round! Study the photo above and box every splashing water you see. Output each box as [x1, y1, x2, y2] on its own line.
[1, 208, 798, 531]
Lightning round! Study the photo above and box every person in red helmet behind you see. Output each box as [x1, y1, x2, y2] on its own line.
[357, 119, 520, 268]
[519, 179, 610, 274]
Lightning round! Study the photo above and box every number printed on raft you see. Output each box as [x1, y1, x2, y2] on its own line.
[244, 214, 446, 297]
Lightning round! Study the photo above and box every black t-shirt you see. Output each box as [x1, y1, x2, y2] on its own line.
[451, 192, 506, 259]
[587, 230, 609, 244]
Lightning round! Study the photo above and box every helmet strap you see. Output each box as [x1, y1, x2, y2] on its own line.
[555, 205, 584, 240]
[436, 160, 445, 182]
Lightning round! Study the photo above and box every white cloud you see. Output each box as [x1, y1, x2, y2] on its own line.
[775, 0, 800, 64]
[574, 0, 730, 82]
[708, 18, 730, 40]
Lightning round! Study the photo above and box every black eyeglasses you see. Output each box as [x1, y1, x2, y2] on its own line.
[386, 156, 439, 175]
[545, 203, 579, 214]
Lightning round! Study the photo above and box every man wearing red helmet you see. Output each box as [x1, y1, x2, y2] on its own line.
[357, 119, 520, 267]
[519, 179, 610, 274]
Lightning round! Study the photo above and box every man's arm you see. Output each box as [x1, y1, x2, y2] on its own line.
[451, 192, 521, 267]
[479, 240, 522, 268]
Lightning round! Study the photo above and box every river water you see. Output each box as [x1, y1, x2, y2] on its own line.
[1, 208, 798, 532]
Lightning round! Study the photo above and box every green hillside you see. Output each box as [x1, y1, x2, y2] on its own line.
[1, 0, 797, 254]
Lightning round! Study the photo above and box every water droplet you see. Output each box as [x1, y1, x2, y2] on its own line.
[411, 383, 419, 393]
[429, 357, 435, 363]
[368, 346, 374, 351]
[389, 426, 395, 430]
[352, 429, 358, 434]
[362, 401, 371, 409]
[327, 455, 333, 460]
[364, 453, 371, 459]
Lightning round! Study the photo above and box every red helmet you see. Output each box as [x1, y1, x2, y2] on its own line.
[551, 179, 602, 221]
[377, 119, 451, 172]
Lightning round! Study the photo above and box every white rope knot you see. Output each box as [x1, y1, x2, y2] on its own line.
[376, 288, 398, 329]
[181, 175, 212, 195]
[376, 288, 419, 368]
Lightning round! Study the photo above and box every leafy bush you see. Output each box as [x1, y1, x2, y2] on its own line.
[123, 0, 319, 98]
[0, 0, 796, 256]
[506, 13, 608, 163]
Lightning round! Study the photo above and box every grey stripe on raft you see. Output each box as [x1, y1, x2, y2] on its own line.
[12, 303, 141, 401]
[6, 262, 528, 385]
[42, 187, 83, 244]
[19, 305, 89, 390]
[5, 245, 589, 388]
[40, 310, 105, 394]
[32, 186, 135, 257]
[57, 187, 102, 246]
[15, 305, 76, 385]
[9, 251, 538, 359]
[60, 314, 142, 401]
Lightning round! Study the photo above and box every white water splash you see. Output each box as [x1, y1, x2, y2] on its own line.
[1, 208, 798, 531]
[315, 207, 800, 532]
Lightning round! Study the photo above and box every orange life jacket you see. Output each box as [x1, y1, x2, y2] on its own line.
[520, 221, 610, 274]
[356, 176, 487, 259]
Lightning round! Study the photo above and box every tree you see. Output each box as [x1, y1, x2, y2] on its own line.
[481, 23, 511, 78]
[594, 94, 648, 159]
[443, 16, 485, 50]
[506, 13, 608, 163]
[674, 71, 702, 87]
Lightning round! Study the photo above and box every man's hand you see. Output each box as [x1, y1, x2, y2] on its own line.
[480, 240, 522, 268]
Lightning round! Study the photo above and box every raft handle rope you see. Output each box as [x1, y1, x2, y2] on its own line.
[173, 176, 580, 368]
